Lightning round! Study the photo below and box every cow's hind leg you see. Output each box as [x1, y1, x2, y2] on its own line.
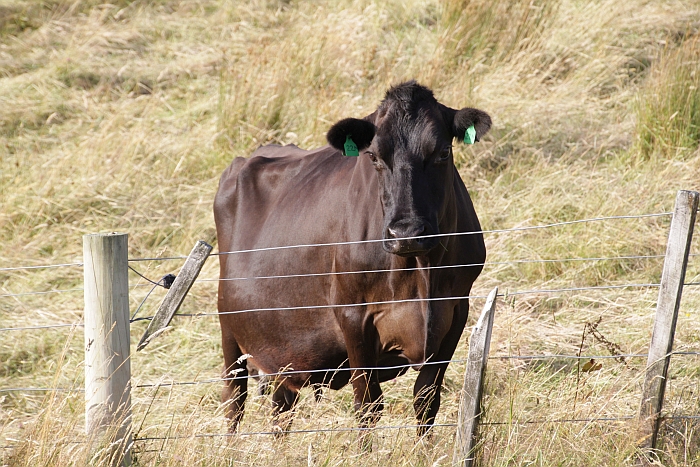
[270, 383, 299, 436]
[221, 332, 248, 433]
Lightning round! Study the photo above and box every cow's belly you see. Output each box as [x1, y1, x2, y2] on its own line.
[219, 271, 349, 390]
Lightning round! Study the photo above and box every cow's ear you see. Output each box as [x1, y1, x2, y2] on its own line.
[452, 108, 492, 143]
[327, 118, 376, 152]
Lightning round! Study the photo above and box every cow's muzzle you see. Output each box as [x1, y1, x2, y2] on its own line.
[383, 222, 438, 257]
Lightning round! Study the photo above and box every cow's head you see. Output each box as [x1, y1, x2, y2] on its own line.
[327, 81, 491, 257]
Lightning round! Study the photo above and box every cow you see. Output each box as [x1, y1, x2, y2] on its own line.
[213, 81, 491, 440]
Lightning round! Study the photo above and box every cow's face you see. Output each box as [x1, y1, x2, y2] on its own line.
[328, 82, 491, 257]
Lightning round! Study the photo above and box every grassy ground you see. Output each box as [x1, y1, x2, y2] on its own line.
[2, 0, 700, 465]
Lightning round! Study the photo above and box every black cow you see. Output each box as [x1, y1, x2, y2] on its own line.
[214, 81, 490, 438]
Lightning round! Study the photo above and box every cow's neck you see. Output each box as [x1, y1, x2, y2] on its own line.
[386, 178, 458, 297]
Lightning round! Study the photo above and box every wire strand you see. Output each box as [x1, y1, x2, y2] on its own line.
[0, 387, 83, 393]
[0, 262, 83, 272]
[134, 351, 670, 389]
[482, 415, 635, 426]
[0, 288, 83, 298]
[187, 283, 661, 317]
[128, 255, 188, 263]
[0, 323, 83, 332]
[133, 423, 458, 441]
[198, 254, 665, 284]
[210, 212, 672, 257]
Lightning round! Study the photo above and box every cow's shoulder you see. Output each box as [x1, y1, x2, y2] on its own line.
[216, 144, 348, 214]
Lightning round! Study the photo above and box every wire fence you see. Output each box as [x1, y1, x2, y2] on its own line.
[6, 350, 700, 395]
[3, 278, 697, 331]
[196, 253, 667, 283]
[2, 414, 699, 451]
[3, 209, 700, 452]
[207, 212, 673, 257]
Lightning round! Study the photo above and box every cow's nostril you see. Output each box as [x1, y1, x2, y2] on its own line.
[414, 225, 428, 242]
[387, 228, 398, 239]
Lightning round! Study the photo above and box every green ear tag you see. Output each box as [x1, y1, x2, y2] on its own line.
[464, 125, 476, 145]
[344, 135, 359, 157]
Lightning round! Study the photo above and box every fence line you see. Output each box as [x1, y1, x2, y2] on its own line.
[134, 352, 688, 390]
[3, 414, 698, 452]
[208, 212, 671, 257]
[0, 262, 83, 272]
[132, 413, 700, 441]
[0, 281, 168, 300]
[0, 323, 83, 332]
[0, 254, 667, 300]
[8, 350, 700, 396]
[0, 208, 693, 459]
[128, 255, 189, 263]
[134, 423, 459, 442]
[482, 416, 636, 426]
[0, 387, 83, 393]
[197, 283, 663, 317]
[0, 288, 83, 299]
[0, 282, 666, 332]
[199, 254, 666, 284]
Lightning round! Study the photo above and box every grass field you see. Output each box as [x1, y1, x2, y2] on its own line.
[2, 0, 700, 465]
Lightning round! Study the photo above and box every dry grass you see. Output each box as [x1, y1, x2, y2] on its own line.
[2, 0, 700, 465]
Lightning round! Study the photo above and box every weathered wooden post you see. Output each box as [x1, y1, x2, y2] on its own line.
[638, 190, 698, 460]
[137, 240, 213, 351]
[454, 286, 498, 467]
[84, 233, 132, 466]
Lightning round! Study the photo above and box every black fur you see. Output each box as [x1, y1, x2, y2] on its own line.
[326, 118, 376, 152]
[380, 80, 437, 115]
[453, 107, 492, 142]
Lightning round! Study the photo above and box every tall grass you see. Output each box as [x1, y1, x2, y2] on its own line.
[2, 0, 700, 465]
[636, 36, 700, 159]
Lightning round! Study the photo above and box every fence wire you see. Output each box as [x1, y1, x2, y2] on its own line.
[134, 352, 684, 390]
[133, 423, 458, 442]
[200, 254, 665, 284]
[211, 213, 672, 256]
[120, 212, 671, 262]
[0, 323, 83, 332]
[191, 282, 662, 318]
[0, 387, 82, 393]
[0, 210, 696, 457]
[0, 288, 83, 299]
[2, 414, 697, 451]
[0, 262, 83, 272]
[0, 278, 680, 332]
[9, 351, 700, 395]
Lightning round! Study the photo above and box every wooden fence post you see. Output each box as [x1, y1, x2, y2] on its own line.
[137, 240, 213, 351]
[84, 233, 132, 467]
[638, 190, 699, 458]
[454, 286, 498, 467]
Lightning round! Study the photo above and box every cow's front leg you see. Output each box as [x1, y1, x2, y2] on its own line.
[413, 362, 448, 438]
[413, 301, 469, 438]
[337, 307, 383, 450]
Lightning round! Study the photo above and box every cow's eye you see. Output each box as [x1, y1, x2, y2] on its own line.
[365, 151, 377, 162]
[436, 148, 452, 163]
